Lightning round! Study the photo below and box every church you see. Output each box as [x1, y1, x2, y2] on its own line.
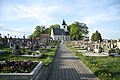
[50, 20, 70, 42]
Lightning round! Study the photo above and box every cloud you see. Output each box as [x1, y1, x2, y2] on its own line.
[77, 0, 120, 25]
[1, 0, 120, 39]
[0, 24, 3, 26]
[0, 26, 31, 34]
[0, 31, 25, 38]
[81, 13, 120, 25]
[1, 4, 65, 26]
[0, 27, 31, 38]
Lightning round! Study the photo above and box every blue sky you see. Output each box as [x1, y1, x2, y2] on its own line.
[0, 0, 120, 39]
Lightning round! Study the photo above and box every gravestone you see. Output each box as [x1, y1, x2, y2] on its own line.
[12, 44, 21, 55]
[87, 43, 94, 51]
[28, 44, 32, 50]
[29, 41, 34, 51]
[94, 42, 100, 53]
[104, 45, 110, 54]
[9, 41, 14, 48]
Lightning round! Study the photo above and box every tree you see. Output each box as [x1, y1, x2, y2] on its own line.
[28, 35, 33, 39]
[29, 25, 51, 39]
[49, 24, 60, 29]
[91, 30, 102, 42]
[49, 24, 60, 34]
[91, 33, 95, 42]
[69, 22, 89, 40]
[32, 26, 42, 38]
[44, 28, 51, 34]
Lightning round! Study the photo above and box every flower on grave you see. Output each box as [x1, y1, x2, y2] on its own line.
[21, 61, 27, 67]
[0, 60, 37, 73]
[10, 66, 16, 72]
[27, 61, 33, 66]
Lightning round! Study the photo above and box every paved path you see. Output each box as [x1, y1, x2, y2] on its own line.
[47, 43, 99, 80]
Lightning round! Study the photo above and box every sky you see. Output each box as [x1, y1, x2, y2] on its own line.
[0, 0, 120, 39]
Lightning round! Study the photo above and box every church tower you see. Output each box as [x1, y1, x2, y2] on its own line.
[61, 19, 67, 32]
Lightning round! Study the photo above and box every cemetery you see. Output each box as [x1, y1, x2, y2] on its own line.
[0, 26, 120, 80]
[0, 33, 58, 80]
[67, 41, 120, 80]
[70, 39, 120, 57]
[0, 20, 119, 80]
[1, 0, 120, 79]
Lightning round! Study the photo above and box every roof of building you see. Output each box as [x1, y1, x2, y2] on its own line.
[53, 28, 69, 35]
[40, 34, 50, 38]
[53, 28, 64, 35]
[64, 31, 69, 35]
[62, 19, 67, 25]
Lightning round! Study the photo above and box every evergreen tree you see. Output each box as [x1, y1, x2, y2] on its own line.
[91, 30, 102, 42]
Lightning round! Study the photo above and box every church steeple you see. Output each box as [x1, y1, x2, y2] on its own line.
[61, 19, 67, 32]
[62, 19, 67, 25]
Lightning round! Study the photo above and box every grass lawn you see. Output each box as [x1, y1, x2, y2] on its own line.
[67, 44, 120, 80]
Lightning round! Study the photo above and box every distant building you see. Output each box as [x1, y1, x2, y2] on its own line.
[51, 20, 70, 42]
[40, 34, 51, 45]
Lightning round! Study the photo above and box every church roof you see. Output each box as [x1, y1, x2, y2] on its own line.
[53, 28, 69, 35]
[53, 28, 64, 35]
[62, 19, 67, 25]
